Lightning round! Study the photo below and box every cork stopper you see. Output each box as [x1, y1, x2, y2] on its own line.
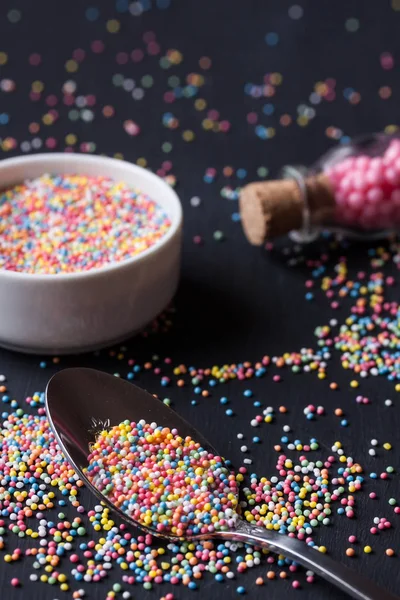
[239, 173, 335, 245]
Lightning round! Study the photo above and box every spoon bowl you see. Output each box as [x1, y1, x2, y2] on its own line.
[46, 368, 399, 600]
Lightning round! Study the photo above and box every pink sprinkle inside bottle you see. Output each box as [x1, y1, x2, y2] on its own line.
[323, 134, 400, 232]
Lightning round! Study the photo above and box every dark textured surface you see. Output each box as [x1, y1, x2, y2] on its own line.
[0, 1, 399, 598]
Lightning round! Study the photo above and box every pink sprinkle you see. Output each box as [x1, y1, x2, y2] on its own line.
[11, 578, 20, 587]
[381, 52, 394, 70]
[348, 535, 357, 543]
[366, 187, 384, 204]
[292, 580, 301, 589]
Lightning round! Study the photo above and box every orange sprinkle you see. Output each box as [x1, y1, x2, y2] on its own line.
[266, 571, 275, 579]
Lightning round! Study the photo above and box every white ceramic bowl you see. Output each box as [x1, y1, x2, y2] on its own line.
[0, 153, 182, 354]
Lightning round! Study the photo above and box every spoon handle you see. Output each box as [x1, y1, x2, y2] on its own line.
[219, 521, 399, 600]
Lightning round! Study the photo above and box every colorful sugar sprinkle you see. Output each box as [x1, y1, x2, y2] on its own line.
[0, 174, 171, 274]
[0, 1, 399, 597]
[86, 420, 239, 536]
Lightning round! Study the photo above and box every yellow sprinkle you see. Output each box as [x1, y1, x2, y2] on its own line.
[107, 19, 120, 33]
[65, 59, 78, 73]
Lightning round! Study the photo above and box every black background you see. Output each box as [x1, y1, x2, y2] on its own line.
[0, 1, 399, 598]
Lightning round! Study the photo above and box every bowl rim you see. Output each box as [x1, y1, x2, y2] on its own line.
[0, 152, 183, 281]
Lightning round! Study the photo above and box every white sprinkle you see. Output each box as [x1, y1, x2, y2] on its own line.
[29, 574, 38, 581]
[283, 425, 291, 432]
[243, 458, 252, 464]
[237, 433, 244, 439]
[250, 419, 258, 427]
[385, 399, 393, 406]
[240, 445, 248, 453]
[368, 449, 376, 456]
[190, 196, 201, 207]
[0, 375, 6, 382]
[370, 439, 378, 446]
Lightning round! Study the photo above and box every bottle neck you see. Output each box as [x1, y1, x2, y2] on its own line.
[281, 165, 318, 242]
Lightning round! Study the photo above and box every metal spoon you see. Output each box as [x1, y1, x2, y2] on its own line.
[45, 368, 398, 600]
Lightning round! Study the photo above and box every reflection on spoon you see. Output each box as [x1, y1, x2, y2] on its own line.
[46, 368, 400, 600]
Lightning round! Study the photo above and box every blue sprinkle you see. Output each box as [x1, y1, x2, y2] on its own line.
[116, 0, 129, 11]
[262, 103, 275, 115]
[85, 7, 99, 21]
[226, 408, 233, 416]
[237, 587, 246, 595]
[243, 390, 253, 398]
[265, 32, 279, 46]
